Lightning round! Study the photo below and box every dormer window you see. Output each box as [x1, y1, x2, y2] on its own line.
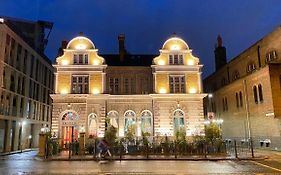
[247, 62, 256, 73]
[169, 54, 183, 65]
[265, 50, 278, 63]
[73, 53, 88, 64]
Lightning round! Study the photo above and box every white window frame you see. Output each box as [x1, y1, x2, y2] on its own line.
[71, 75, 89, 94]
[73, 53, 88, 64]
[169, 75, 185, 93]
[169, 54, 183, 65]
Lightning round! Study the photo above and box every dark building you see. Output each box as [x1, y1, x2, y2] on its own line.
[214, 35, 227, 71]
[0, 17, 54, 153]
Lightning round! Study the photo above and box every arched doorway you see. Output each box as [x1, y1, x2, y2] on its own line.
[61, 111, 79, 149]
[124, 110, 137, 136]
[140, 110, 153, 136]
[88, 113, 98, 137]
[173, 109, 185, 136]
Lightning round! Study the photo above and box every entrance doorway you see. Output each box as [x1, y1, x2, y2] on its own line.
[61, 111, 79, 149]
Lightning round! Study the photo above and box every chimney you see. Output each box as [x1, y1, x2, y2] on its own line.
[118, 33, 126, 62]
[57, 40, 68, 57]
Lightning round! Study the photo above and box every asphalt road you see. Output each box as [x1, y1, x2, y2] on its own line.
[0, 151, 280, 174]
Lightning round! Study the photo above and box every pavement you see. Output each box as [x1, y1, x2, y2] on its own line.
[0, 149, 280, 174]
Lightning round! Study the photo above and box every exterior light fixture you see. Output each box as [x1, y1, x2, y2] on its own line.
[93, 59, 99, 65]
[61, 59, 69, 65]
[75, 44, 86, 50]
[0, 18, 4, 23]
[189, 88, 197, 94]
[60, 89, 68, 95]
[187, 59, 194, 65]
[92, 88, 100, 94]
[158, 59, 165, 65]
[208, 93, 213, 98]
[170, 44, 180, 50]
[159, 88, 167, 94]
[28, 135, 32, 139]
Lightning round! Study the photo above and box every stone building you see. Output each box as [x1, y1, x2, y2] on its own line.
[51, 34, 206, 147]
[0, 17, 54, 152]
[204, 27, 281, 148]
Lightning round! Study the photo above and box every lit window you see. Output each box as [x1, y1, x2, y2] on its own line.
[124, 110, 137, 136]
[107, 111, 119, 129]
[169, 75, 185, 93]
[71, 75, 89, 94]
[73, 53, 88, 64]
[88, 113, 98, 137]
[140, 110, 153, 135]
[169, 54, 183, 65]
[173, 109, 185, 135]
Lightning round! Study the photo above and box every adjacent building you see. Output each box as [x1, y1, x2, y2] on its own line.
[51, 33, 206, 147]
[204, 28, 281, 149]
[0, 17, 54, 153]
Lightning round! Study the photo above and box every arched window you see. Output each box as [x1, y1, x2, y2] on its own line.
[253, 86, 258, 104]
[266, 50, 278, 63]
[88, 113, 98, 136]
[235, 93, 239, 108]
[107, 110, 119, 129]
[62, 111, 79, 121]
[124, 110, 137, 136]
[232, 70, 240, 81]
[140, 110, 153, 135]
[247, 62, 256, 73]
[239, 91, 243, 107]
[173, 109, 185, 135]
[258, 84, 263, 102]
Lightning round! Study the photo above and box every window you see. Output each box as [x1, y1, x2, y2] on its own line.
[247, 63, 256, 73]
[236, 91, 243, 108]
[169, 54, 183, 65]
[71, 75, 89, 94]
[239, 91, 243, 107]
[169, 75, 185, 93]
[266, 50, 278, 63]
[258, 84, 263, 102]
[140, 110, 153, 135]
[173, 109, 185, 135]
[88, 113, 98, 136]
[124, 110, 137, 136]
[73, 53, 88, 64]
[222, 97, 228, 111]
[235, 93, 239, 108]
[221, 77, 227, 86]
[109, 78, 119, 94]
[107, 111, 119, 129]
[253, 86, 258, 104]
[232, 70, 240, 81]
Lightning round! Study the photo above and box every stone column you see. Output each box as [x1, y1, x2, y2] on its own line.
[79, 132, 85, 155]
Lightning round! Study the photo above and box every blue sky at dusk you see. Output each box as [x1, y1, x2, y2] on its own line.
[1, 0, 281, 77]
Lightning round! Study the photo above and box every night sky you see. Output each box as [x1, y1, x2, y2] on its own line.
[1, 0, 281, 77]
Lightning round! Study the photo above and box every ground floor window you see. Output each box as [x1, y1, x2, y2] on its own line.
[88, 113, 98, 137]
[124, 110, 137, 136]
[140, 110, 153, 135]
[173, 109, 185, 135]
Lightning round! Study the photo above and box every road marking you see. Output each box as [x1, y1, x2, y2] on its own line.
[251, 161, 281, 172]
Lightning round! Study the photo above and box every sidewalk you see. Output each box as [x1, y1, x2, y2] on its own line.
[0, 148, 38, 156]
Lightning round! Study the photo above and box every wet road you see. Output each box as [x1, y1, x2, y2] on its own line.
[0, 151, 280, 174]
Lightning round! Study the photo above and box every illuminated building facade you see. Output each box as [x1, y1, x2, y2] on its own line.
[51, 33, 206, 146]
[204, 28, 281, 149]
[0, 17, 54, 153]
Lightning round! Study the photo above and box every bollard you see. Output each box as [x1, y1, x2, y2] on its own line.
[250, 138, 254, 158]
[234, 140, 238, 159]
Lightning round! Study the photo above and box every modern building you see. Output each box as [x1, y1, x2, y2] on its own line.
[0, 17, 54, 153]
[204, 28, 281, 149]
[51, 33, 206, 147]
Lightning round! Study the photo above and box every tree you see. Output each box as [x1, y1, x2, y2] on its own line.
[205, 123, 221, 144]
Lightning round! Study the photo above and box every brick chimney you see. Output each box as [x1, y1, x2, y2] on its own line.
[57, 40, 68, 57]
[118, 33, 126, 62]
